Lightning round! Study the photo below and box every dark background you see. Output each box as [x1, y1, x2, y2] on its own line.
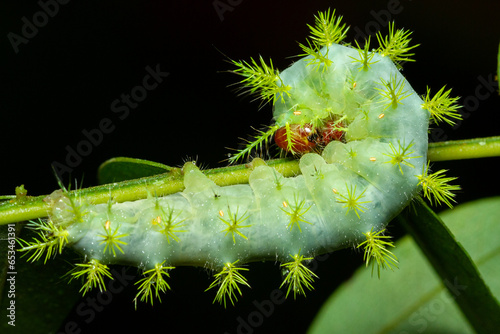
[1, 0, 499, 333]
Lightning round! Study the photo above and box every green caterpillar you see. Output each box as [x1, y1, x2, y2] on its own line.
[15, 9, 460, 307]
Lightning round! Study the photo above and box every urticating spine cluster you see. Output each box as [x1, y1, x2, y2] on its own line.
[18, 9, 461, 308]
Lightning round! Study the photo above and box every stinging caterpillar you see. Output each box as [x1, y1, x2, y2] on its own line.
[13, 9, 461, 308]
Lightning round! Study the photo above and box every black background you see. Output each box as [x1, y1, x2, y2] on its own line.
[1, 0, 499, 333]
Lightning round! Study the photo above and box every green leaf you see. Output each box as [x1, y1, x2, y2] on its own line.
[308, 197, 500, 334]
[1, 225, 81, 334]
[399, 197, 500, 333]
[97, 157, 171, 184]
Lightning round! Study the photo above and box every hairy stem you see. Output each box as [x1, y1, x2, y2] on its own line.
[428, 136, 500, 161]
[2, 136, 500, 225]
[0, 158, 300, 225]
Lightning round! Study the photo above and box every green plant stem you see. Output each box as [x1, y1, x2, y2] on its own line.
[427, 136, 500, 161]
[2, 136, 500, 225]
[0, 158, 300, 225]
[397, 198, 500, 334]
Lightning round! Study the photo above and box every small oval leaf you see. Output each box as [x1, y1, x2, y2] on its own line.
[98, 157, 171, 184]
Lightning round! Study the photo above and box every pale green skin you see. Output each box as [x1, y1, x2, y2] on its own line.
[49, 43, 429, 271]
